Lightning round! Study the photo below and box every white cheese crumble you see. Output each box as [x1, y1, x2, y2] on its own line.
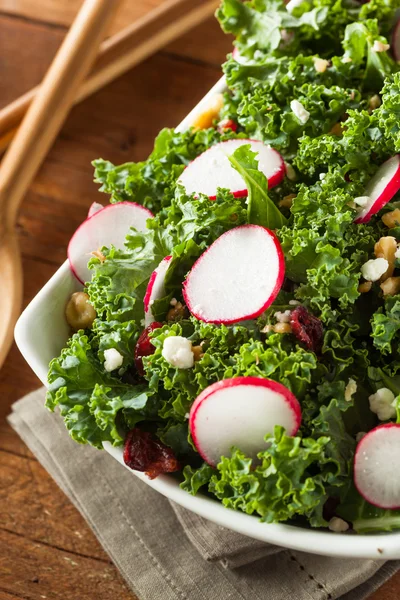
[319, 172, 326, 180]
[356, 431, 367, 443]
[328, 517, 349, 533]
[274, 310, 291, 323]
[345, 378, 357, 402]
[361, 258, 389, 282]
[371, 40, 390, 53]
[290, 99, 310, 124]
[285, 162, 297, 181]
[354, 196, 370, 207]
[395, 246, 400, 259]
[289, 299, 301, 306]
[286, 0, 303, 13]
[162, 336, 194, 369]
[369, 388, 396, 421]
[313, 57, 329, 73]
[104, 348, 124, 372]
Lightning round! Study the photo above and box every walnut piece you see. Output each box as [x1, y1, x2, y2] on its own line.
[380, 277, 400, 296]
[374, 236, 397, 280]
[279, 194, 296, 208]
[192, 345, 204, 362]
[166, 301, 187, 322]
[65, 292, 96, 330]
[382, 208, 400, 229]
[358, 281, 372, 293]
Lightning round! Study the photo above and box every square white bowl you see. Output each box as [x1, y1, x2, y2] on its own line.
[14, 76, 400, 559]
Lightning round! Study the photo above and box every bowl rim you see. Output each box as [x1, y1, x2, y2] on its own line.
[14, 75, 400, 559]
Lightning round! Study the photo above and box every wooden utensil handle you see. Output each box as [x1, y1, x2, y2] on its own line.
[0, 0, 219, 145]
[0, 0, 119, 232]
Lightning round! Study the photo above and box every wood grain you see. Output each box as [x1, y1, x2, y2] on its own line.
[0, 1, 396, 599]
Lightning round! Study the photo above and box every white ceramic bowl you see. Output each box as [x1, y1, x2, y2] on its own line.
[15, 77, 400, 559]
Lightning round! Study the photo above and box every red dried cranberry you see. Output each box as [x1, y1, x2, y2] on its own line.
[290, 306, 323, 354]
[123, 428, 180, 479]
[134, 322, 162, 376]
[217, 118, 238, 133]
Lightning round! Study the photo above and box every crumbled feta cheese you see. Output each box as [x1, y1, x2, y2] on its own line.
[369, 388, 396, 421]
[170, 298, 178, 306]
[104, 348, 124, 372]
[184, 412, 190, 419]
[285, 162, 297, 181]
[395, 245, 400, 259]
[162, 336, 194, 369]
[354, 196, 370, 207]
[286, 0, 303, 13]
[361, 258, 389, 282]
[313, 57, 329, 73]
[289, 300, 301, 306]
[329, 517, 349, 533]
[356, 431, 367, 443]
[290, 100, 310, 124]
[372, 40, 390, 53]
[319, 173, 326, 180]
[345, 378, 357, 402]
[342, 56, 352, 63]
[274, 310, 291, 323]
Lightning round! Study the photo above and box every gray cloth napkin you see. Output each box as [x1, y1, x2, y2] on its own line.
[8, 388, 400, 600]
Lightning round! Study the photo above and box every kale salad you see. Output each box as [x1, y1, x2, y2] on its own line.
[47, 0, 400, 534]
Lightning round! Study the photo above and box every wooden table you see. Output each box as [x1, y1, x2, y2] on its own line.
[0, 2, 398, 598]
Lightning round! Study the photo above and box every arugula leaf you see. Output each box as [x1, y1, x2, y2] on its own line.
[228, 145, 287, 228]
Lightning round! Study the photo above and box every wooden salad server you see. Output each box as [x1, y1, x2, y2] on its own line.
[0, 0, 120, 369]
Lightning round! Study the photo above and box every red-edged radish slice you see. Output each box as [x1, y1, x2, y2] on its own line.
[88, 202, 104, 217]
[354, 424, 400, 509]
[143, 256, 172, 326]
[354, 156, 400, 223]
[183, 225, 285, 324]
[68, 201, 154, 284]
[189, 376, 301, 466]
[392, 20, 400, 62]
[177, 139, 285, 199]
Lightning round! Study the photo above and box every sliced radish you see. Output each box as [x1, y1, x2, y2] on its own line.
[189, 376, 301, 466]
[143, 256, 172, 326]
[354, 156, 400, 223]
[88, 201, 104, 217]
[183, 225, 285, 324]
[177, 139, 285, 199]
[392, 20, 400, 62]
[354, 424, 400, 509]
[68, 201, 154, 284]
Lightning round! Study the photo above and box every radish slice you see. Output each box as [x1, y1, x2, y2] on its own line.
[189, 376, 301, 466]
[68, 201, 154, 284]
[143, 256, 172, 326]
[88, 202, 104, 217]
[177, 139, 285, 199]
[183, 225, 285, 324]
[392, 20, 400, 62]
[354, 424, 400, 509]
[354, 156, 400, 223]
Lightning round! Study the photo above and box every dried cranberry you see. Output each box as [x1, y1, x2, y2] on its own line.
[217, 118, 238, 133]
[123, 428, 180, 479]
[290, 306, 324, 354]
[134, 322, 162, 376]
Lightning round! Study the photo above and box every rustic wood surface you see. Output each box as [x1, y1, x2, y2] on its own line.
[0, 1, 399, 598]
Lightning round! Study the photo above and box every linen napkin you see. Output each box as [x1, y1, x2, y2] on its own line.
[8, 388, 400, 600]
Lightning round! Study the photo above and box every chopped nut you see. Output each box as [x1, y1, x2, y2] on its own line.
[65, 292, 96, 331]
[192, 345, 204, 362]
[313, 57, 329, 73]
[368, 94, 381, 111]
[380, 276, 400, 296]
[166, 301, 187, 322]
[261, 324, 274, 333]
[279, 194, 296, 208]
[330, 122, 343, 136]
[91, 249, 106, 263]
[192, 94, 224, 130]
[274, 322, 292, 334]
[374, 236, 397, 280]
[382, 208, 400, 229]
[358, 281, 372, 293]
[371, 40, 390, 53]
[345, 378, 357, 402]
